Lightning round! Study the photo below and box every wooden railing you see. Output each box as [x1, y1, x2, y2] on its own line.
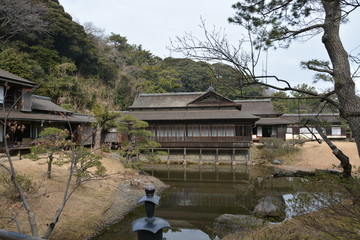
[151, 136, 252, 142]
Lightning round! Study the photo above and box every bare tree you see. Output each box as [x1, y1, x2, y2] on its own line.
[0, 0, 49, 41]
[171, 0, 360, 177]
[0, 86, 106, 239]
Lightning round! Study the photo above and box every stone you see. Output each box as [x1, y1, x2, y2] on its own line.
[253, 196, 286, 221]
[213, 214, 264, 238]
[271, 159, 284, 165]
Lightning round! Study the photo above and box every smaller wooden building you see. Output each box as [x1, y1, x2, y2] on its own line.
[0, 69, 96, 152]
[281, 113, 348, 140]
[127, 89, 260, 163]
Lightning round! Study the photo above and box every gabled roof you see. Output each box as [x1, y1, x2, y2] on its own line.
[0, 69, 36, 88]
[129, 89, 241, 110]
[188, 90, 233, 105]
[32, 95, 72, 114]
[128, 109, 259, 121]
[234, 99, 281, 116]
[130, 92, 204, 109]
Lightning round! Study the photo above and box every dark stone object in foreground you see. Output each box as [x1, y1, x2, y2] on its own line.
[213, 214, 265, 238]
[131, 184, 170, 240]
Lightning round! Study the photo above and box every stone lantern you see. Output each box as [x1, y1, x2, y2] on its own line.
[132, 184, 170, 240]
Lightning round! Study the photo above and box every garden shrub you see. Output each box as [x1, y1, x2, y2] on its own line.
[258, 138, 303, 161]
[0, 173, 36, 200]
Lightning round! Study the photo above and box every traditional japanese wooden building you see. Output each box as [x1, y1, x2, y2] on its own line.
[127, 89, 260, 163]
[0, 69, 96, 152]
[234, 99, 291, 140]
[281, 113, 348, 140]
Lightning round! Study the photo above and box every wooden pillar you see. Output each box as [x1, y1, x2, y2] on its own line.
[184, 165, 187, 181]
[247, 149, 252, 165]
[183, 148, 187, 165]
[199, 148, 203, 164]
[215, 148, 219, 164]
[231, 148, 235, 165]
[167, 149, 170, 164]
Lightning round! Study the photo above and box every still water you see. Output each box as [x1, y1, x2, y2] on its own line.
[93, 164, 301, 240]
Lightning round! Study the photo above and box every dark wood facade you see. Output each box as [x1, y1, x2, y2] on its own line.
[147, 121, 253, 149]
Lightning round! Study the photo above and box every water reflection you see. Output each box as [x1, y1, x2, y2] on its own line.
[93, 164, 302, 240]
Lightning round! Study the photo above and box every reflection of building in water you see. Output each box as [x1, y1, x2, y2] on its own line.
[145, 165, 302, 233]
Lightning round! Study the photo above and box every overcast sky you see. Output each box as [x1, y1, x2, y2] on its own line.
[58, 0, 359, 92]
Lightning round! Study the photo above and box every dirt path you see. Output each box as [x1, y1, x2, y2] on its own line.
[279, 141, 360, 172]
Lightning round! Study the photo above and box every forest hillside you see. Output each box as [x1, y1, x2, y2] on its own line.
[1, 0, 326, 114]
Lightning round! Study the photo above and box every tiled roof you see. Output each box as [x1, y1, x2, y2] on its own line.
[1, 110, 96, 123]
[32, 95, 72, 113]
[281, 113, 343, 124]
[0, 69, 36, 87]
[130, 92, 204, 108]
[127, 109, 259, 121]
[234, 99, 282, 116]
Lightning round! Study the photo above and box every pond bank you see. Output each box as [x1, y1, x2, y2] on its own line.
[222, 141, 359, 240]
[0, 153, 167, 240]
[1, 141, 357, 240]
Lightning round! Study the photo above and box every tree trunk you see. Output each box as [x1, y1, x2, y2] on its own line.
[321, 0, 360, 164]
[47, 154, 53, 179]
[314, 123, 352, 177]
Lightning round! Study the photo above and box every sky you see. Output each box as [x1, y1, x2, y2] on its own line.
[58, 0, 360, 92]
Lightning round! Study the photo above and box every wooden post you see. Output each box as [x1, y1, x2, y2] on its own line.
[199, 148, 202, 164]
[215, 148, 219, 165]
[247, 149, 252, 165]
[231, 149, 235, 165]
[167, 149, 170, 164]
[183, 148, 187, 165]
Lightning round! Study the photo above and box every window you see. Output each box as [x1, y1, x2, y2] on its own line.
[201, 125, 209, 137]
[217, 126, 224, 136]
[193, 126, 200, 137]
[225, 126, 235, 136]
[271, 127, 277, 136]
[210, 126, 217, 136]
[158, 127, 167, 137]
[286, 127, 293, 134]
[0, 86, 4, 104]
[300, 127, 311, 134]
[332, 126, 342, 136]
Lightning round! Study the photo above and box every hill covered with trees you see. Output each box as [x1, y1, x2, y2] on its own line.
[0, 0, 269, 112]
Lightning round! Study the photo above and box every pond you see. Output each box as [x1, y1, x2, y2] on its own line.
[93, 164, 303, 240]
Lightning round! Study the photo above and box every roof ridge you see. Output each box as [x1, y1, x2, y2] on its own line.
[234, 99, 271, 102]
[282, 113, 339, 116]
[138, 92, 205, 97]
